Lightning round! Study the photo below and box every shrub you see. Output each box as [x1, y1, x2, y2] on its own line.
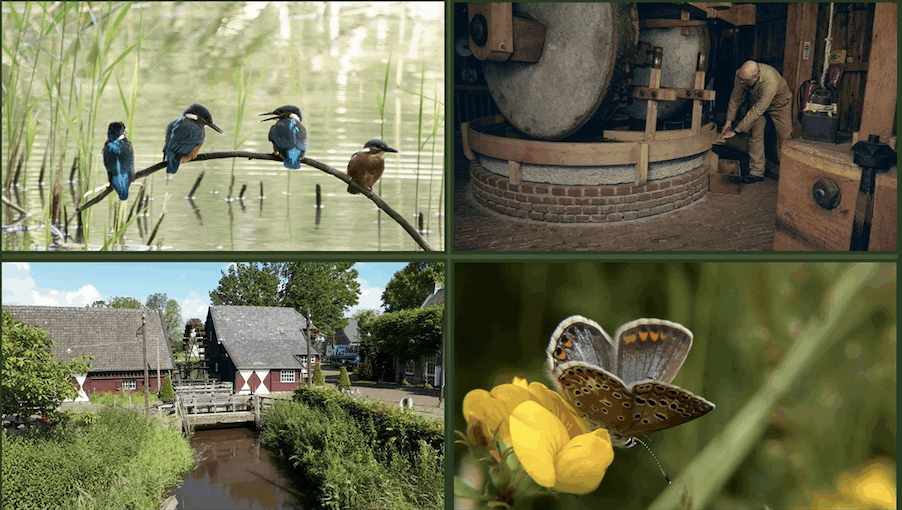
[401, 378, 410, 386]
[312, 362, 325, 386]
[158, 374, 175, 401]
[337, 367, 351, 391]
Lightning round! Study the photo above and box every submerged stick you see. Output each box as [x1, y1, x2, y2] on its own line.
[238, 184, 247, 201]
[76, 151, 434, 250]
[187, 171, 205, 198]
[68, 156, 78, 183]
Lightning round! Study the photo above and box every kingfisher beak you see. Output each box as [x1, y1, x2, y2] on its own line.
[259, 111, 279, 122]
[206, 120, 224, 134]
[384, 145, 399, 153]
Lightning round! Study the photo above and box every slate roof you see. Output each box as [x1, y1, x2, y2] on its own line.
[328, 318, 359, 346]
[3, 305, 175, 372]
[421, 288, 445, 308]
[206, 306, 321, 369]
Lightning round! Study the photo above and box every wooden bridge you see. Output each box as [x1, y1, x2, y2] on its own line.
[168, 383, 283, 431]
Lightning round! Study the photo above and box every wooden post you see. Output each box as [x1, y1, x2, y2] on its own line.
[858, 3, 896, 143]
[692, 53, 707, 134]
[644, 47, 663, 140]
[783, 3, 818, 138]
[508, 160, 522, 185]
[635, 142, 649, 186]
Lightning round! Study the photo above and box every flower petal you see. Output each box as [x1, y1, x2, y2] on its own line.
[553, 428, 614, 495]
[463, 389, 509, 442]
[509, 401, 571, 488]
[526, 381, 589, 437]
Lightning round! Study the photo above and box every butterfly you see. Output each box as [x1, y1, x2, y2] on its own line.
[546, 315, 714, 448]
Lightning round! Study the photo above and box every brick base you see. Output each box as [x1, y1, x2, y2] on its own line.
[469, 160, 709, 223]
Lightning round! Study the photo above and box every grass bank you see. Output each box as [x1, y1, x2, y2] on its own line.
[1, 406, 193, 510]
[260, 386, 443, 510]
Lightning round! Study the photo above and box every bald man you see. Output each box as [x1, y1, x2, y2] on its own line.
[721, 60, 792, 184]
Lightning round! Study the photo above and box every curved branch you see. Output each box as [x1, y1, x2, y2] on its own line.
[76, 151, 435, 251]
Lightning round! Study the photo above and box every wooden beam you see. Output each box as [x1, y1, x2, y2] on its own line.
[640, 19, 708, 29]
[508, 160, 522, 185]
[645, 67, 662, 140]
[466, 116, 716, 166]
[468, 3, 513, 62]
[635, 142, 649, 186]
[858, 3, 896, 143]
[783, 3, 818, 138]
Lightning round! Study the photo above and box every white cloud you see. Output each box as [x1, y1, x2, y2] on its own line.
[180, 291, 209, 323]
[2, 263, 102, 307]
[348, 277, 385, 316]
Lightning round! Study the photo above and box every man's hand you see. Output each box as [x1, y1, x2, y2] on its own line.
[721, 121, 732, 136]
[722, 130, 737, 139]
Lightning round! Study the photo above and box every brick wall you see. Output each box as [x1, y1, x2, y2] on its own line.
[470, 160, 709, 223]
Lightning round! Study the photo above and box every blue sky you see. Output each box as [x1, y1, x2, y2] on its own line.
[1, 262, 406, 322]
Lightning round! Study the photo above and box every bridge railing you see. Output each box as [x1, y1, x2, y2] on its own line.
[182, 394, 253, 415]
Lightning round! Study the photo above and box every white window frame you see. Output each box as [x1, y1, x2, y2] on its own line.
[425, 354, 438, 377]
[280, 370, 296, 383]
[405, 359, 415, 376]
[122, 380, 137, 390]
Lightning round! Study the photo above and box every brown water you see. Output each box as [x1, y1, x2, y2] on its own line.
[175, 427, 309, 510]
[2, 1, 444, 251]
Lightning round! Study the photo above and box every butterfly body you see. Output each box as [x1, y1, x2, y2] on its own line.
[547, 316, 714, 448]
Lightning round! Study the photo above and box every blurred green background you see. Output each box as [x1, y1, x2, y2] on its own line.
[453, 263, 896, 509]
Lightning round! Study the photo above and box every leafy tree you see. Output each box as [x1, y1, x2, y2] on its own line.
[337, 367, 352, 391]
[382, 262, 444, 312]
[158, 374, 175, 401]
[312, 362, 325, 386]
[87, 296, 142, 309]
[279, 263, 360, 335]
[358, 306, 442, 383]
[351, 309, 380, 326]
[210, 263, 282, 306]
[209, 262, 360, 336]
[145, 293, 182, 342]
[1, 312, 92, 418]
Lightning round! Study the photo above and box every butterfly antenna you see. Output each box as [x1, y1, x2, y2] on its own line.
[634, 437, 671, 484]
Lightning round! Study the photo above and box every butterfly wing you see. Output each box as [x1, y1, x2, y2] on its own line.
[546, 316, 617, 383]
[553, 362, 634, 443]
[614, 319, 693, 386]
[622, 380, 715, 437]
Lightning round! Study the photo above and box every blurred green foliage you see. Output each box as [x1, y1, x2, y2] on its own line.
[453, 263, 895, 509]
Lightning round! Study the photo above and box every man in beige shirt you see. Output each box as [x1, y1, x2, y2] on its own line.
[721, 60, 792, 184]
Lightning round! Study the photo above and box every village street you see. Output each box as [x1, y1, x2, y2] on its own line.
[319, 366, 444, 421]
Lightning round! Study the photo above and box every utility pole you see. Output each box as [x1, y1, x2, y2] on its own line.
[306, 308, 312, 385]
[142, 311, 149, 413]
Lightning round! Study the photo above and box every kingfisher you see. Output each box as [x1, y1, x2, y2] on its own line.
[102, 121, 135, 201]
[346, 139, 398, 194]
[162, 103, 223, 174]
[259, 105, 307, 169]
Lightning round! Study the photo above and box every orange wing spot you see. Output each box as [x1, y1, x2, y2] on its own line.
[638, 330, 649, 341]
[555, 351, 567, 361]
[562, 340, 573, 349]
[649, 330, 660, 341]
[622, 333, 637, 344]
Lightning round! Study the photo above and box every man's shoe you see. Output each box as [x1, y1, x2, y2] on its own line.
[741, 175, 764, 184]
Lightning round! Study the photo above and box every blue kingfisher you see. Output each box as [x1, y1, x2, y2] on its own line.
[259, 105, 307, 169]
[346, 139, 398, 194]
[162, 103, 223, 174]
[102, 122, 135, 201]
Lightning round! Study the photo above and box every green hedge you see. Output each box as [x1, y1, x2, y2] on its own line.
[292, 385, 442, 454]
[260, 387, 443, 510]
[1, 407, 193, 510]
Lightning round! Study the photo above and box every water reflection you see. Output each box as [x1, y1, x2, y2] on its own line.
[176, 427, 308, 510]
[1, 1, 444, 251]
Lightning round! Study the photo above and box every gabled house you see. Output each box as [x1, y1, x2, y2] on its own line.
[401, 282, 445, 386]
[325, 318, 359, 362]
[3, 305, 176, 401]
[204, 306, 321, 395]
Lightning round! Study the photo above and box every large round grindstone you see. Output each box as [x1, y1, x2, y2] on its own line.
[625, 25, 710, 120]
[482, 3, 638, 141]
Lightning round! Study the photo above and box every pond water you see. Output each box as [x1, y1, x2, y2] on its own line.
[175, 426, 309, 510]
[1, 1, 444, 251]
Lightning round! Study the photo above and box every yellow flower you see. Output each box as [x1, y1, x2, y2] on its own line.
[462, 377, 544, 446]
[813, 459, 897, 509]
[509, 400, 613, 494]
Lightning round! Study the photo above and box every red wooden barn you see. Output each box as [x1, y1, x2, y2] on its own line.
[203, 306, 321, 395]
[3, 305, 176, 401]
